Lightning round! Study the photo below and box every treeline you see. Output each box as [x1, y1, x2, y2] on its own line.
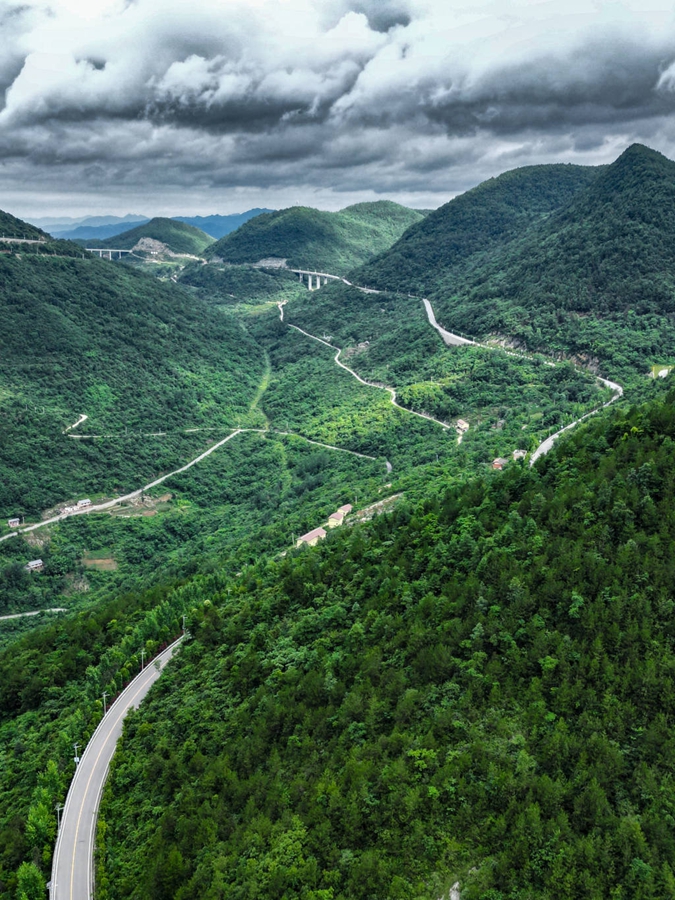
[95, 389, 675, 899]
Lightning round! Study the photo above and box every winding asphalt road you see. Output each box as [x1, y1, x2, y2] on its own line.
[288, 272, 625, 462]
[422, 299, 476, 347]
[529, 374, 624, 465]
[50, 638, 182, 900]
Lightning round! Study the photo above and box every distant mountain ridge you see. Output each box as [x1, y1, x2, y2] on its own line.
[56, 220, 152, 242]
[44, 209, 274, 242]
[173, 210, 274, 239]
[206, 200, 425, 274]
[29, 214, 147, 232]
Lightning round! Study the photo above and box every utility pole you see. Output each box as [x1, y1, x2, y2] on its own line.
[182, 615, 187, 635]
[102, 691, 108, 716]
[55, 803, 64, 829]
[140, 649, 145, 670]
[73, 743, 80, 765]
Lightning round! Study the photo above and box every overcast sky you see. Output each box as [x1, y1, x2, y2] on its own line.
[3, 0, 675, 217]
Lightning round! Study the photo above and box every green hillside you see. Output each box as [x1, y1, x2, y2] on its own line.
[0, 241, 264, 520]
[7, 148, 675, 900]
[97, 217, 214, 255]
[352, 145, 675, 377]
[355, 163, 602, 295]
[92, 389, 675, 900]
[206, 201, 425, 274]
[0, 210, 47, 240]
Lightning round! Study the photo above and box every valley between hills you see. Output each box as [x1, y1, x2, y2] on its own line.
[4, 144, 675, 900]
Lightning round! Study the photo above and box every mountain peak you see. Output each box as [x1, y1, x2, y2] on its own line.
[603, 142, 674, 179]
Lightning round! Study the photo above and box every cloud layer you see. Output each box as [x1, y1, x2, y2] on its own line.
[3, 0, 675, 214]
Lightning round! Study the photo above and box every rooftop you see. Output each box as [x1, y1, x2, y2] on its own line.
[298, 526, 327, 543]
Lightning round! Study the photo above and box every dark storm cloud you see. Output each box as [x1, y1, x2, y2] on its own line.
[3, 0, 675, 212]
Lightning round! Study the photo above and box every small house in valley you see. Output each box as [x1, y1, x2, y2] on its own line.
[297, 527, 327, 548]
[77, 498, 91, 508]
[492, 457, 508, 470]
[512, 449, 527, 460]
[338, 504, 352, 515]
[7, 518, 20, 528]
[25, 559, 44, 572]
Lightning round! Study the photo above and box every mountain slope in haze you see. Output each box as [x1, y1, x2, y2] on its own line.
[96, 217, 214, 255]
[206, 200, 425, 274]
[59, 211, 274, 243]
[55, 219, 151, 241]
[354, 163, 603, 295]
[98, 389, 675, 900]
[32, 214, 147, 233]
[174, 209, 274, 239]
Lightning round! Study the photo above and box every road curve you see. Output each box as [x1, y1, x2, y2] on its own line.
[0, 430, 244, 544]
[422, 299, 475, 347]
[51, 638, 183, 900]
[287, 324, 452, 431]
[418, 299, 625, 466]
[529, 377, 624, 465]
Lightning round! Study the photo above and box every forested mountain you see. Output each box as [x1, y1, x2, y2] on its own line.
[92, 388, 675, 900]
[6, 147, 675, 900]
[0, 236, 264, 519]
[351, 145, 675, 375]
[0, 210, 48, 240]
[95, 217, 214, 254]
[355, 163, 602, 295]
[205, 201, 424, 273]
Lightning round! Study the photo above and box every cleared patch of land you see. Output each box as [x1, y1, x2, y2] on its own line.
[82, 550, 118, 571]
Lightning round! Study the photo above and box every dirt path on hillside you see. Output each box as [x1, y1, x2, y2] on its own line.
[0, 608, 67, 621]
[288, 324, 453, 431]
[283, 270, 625, 464]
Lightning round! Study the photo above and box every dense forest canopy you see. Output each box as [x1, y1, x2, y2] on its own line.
[354, 163, 603, 295]
[94, 389, 675, 900]
[206, 201, 425, 274]
[0, 248, 264, 518]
